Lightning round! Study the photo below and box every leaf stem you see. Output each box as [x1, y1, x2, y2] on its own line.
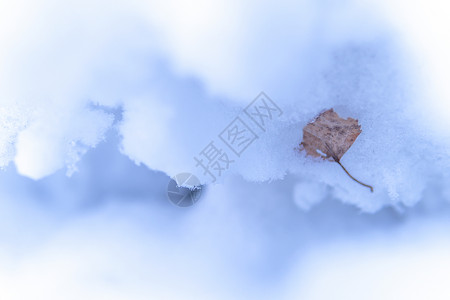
[336, 160, 374, 192]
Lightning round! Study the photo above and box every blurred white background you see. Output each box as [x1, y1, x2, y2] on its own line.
[1, 0, 450, 299]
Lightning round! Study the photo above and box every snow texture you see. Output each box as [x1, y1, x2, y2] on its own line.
[1, 1, 450, 298]
[1, 0, 450, 212]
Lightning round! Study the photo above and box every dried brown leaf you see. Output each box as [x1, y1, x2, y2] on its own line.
[301, 108, 361, 161]
[300, 108, 373, 192]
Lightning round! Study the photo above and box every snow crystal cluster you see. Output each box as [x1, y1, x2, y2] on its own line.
[1, 0, 450, 212]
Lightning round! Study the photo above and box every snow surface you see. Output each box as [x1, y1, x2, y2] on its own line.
[1, 0, 450, 299]
[1, 0, 449, 211]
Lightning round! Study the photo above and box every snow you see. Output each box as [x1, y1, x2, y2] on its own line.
[1, 0, 448, 211]
[14, 104, 113, 179]
[1, 0, 450, 299]
[2, 1, 449, 211]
